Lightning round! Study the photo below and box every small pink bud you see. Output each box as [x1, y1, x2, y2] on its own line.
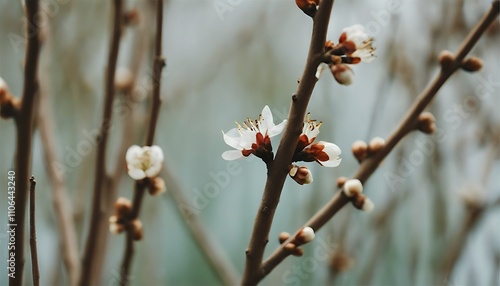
[343, 179, 363, 197]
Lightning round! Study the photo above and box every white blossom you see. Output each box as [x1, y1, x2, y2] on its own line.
[126, 145, 164, 180]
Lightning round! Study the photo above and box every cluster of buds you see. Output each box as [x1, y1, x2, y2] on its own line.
[351, 137, 386, 163]
[438, 50, 483, 73]
[126, 145, 166, 195]
[279, 226, 316, 256]
[341, 179, 374, 212]
[316, 25, 376, 85]
[289, 165, 313, 185]
[0, 77, 20, 119]
[109, 197, 143, 240]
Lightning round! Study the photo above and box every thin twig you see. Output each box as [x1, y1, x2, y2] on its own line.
[80, 0, 123, 285]
[241, 1, 335, 284]
[261, 2, 500, 281]
[10, 0, 41, 285]
[120, 0, 165, 284]
[29, 176, 40, 286]
[163, 164, 240, 285]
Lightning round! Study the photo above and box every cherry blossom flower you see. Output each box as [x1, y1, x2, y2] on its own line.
[222, 105, 287, 161]
[293, 113, 342, 167]
[338, 24, 376, 63]
[126, 145, 164, 180]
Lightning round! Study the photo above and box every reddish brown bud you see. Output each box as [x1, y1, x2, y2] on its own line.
[295, 0, 319, 17]
[284, 243, 297, 252]
[279, 232, 291, 244]
[438, 50, 455, 70]
[351, 194, 374, 212]
[368, 137, 385, 153]
[461, 56, 483, 72]
[149, 176, 166, 195]
[336, 177, 347, 188]
[123, 9, 140, 26]
[289, 165, 313, 185]
[130, 219, 143, 241]
[331, 64, 354, 85]
[115, 197, 132, 219]
[417, 112, 436, 134]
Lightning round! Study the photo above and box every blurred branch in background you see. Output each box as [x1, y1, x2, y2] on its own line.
[261, 1, 500, 282]
[163, 164, 240, 285]
[80, 0, 123, 284]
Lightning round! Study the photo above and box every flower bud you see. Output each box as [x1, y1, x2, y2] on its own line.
[352, 194, 374, 212]
[336, 176, 347, 188]
[123, 9, 140, 26]
[461, 56, 483, 72]
[115, 197, 132, 219]
[331, 64, 354, 85]
[289, 165, 313, 185]
[279, 232, 290, 244]
[109, 216, 124, 234]
[315, 63, 328, 79]
[417, 112, 436, 134]
[295, 226, 315, 245]
[149, 176, 166, 195]
[343, 179, 363, 197]
[284, 243, 297, 252]
[438, 50, 455, 70]
[351, 140, 368, 162]
[0, 77, 20, 119]
[130, 219, 143, 241]
[295, 0, 319, 17]
[292, 248, 304, 257]
[115, 67, 134, 92]
[368, 137, 385, 153]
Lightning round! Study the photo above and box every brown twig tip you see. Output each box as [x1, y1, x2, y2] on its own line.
[29, 175, 40, 286]
[461, 56, 484, 72]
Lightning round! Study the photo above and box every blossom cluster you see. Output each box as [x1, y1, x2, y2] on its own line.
[317, 24, 376, 85]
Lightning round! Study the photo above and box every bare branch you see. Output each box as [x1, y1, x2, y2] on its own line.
[29, 176, 40, 286]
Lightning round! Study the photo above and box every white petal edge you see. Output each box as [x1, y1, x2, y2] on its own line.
[150, 145, 164, 163]
[222, 130, 244, 150]
[222, 150, 244, 161]
[268, 119, 287, 138]
[128, 167, 146, 180]
[259, 105, 274, 132]
[125, 145, 142, 164]
[318, 141, 342, 167]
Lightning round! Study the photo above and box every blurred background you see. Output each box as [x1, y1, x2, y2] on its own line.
[0, 0, 499, 285]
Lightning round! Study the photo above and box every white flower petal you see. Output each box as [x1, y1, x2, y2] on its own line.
[259, 105, 274, 132]
[125, 145, 142, 165]
[222, 150, 244, 161]
[222, 130, 244, 150]
[318, 141, 342, 167]
[128, 166, 146, 180]
[268, 119, 287, 138]
[315, 63, 328, 79]
[150, 145, 164, 163]
[145, 164, 162, 178]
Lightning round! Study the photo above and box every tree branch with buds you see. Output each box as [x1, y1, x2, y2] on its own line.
[260, 1, 500, 281]
[80, 0, 123, 284]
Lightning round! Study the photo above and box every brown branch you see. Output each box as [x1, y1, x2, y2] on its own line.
[29, 176, 40, 286]
[80, 0, 123, 285]
[10, 0, 41, 285]
[163, 164, 240, 285]
[241, 1, 335, 284]
[261, 1, 500, 280]
[38, 85, 80, 285]
[120, 0, 164, 284]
